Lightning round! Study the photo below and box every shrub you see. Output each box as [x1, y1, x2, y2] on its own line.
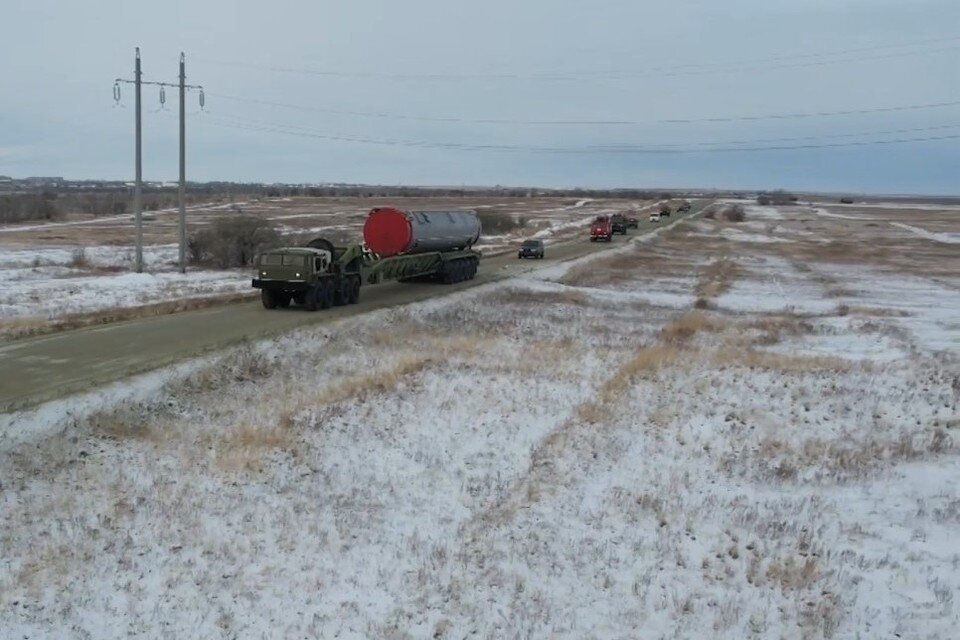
[476, 210, 527, 235]
[722, 205, 745, 222]
[69, 247, 90, 269]
[0, 193, 62, 223]
[189, 215, 281, 268]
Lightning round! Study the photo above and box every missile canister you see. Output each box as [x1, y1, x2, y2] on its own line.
[362, 207, 481, 257]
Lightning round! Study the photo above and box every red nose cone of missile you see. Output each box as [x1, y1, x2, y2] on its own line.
[363, 207, 413, 257]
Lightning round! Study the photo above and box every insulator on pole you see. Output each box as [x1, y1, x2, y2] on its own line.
[113, 82, 121, 104]
[199, 88, 205, 110]
[160, 85, 166, 106]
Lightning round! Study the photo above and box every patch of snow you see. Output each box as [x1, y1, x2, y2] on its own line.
[809, 207, 863, 220]
[720, 227, 792, 243]
[889, 222, 960, 244]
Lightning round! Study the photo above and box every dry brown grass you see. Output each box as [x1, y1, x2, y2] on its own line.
[747, 315, 815, 345]
[577, 344, 680, 423]
[660, 310, 726, 344]
[317, 353, 436, 405]
[561, 248, 685, 287]
[695, 258, 741, 298]
[212, 421, 297, 472]
[711, 347, 851, 373]
[507, 336, 580, 374]
[0, 291, 258, 342]
[737, 428, 955, 484]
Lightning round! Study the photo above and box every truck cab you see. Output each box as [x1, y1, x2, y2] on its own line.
[590, 216, 613, 242]
[252, 246, 359, 310]
[256, 247, 331, 284]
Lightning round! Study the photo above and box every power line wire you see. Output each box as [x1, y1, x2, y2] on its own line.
[196, 36, 960, 81]
[200, 113, 960, 154]
[207, 91, 960, 126]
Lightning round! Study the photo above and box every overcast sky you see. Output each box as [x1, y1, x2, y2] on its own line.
[1, 0, 958, 193]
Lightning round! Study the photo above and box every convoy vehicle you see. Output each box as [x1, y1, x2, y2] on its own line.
[253, 207, 481, 310]
[518, 239, 545, 259]
[678, 201, 692, 212]
[610, 213, 629, 234]
[626, 216, 639, 229]
[590, 215, 614, 242]
[659, 203, 672, 217]
[649, 212, 661, 223]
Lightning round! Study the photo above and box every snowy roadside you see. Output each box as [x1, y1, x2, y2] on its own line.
[1, 203, 957, 638]
[0, 200, 650, 324]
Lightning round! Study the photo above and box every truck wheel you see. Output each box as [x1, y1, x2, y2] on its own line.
[348, 277, 361, 303]
[277, 294, 291, 308]
[305, 284, 320, 311]
[320, 281, 334, 309]
[332, 278, 347, 307]
[261, 289, 278, 309]
[340, 278, 353, 306]
[293, 293, 306, 306]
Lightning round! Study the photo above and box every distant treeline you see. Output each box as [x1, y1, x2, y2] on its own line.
[0, 190, 226, 224]
[264, 185, 682, 200]
[1, 183, 689, 225]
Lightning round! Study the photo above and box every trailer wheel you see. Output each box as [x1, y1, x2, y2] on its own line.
[261, 289, 278, 309]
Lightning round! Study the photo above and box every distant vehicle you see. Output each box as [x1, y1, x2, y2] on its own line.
[839, 197, 854, 204]
[626, 216, 639, 229]
[518, 239, 545, 259]
[678, 201, 692, 212]
[590, 215, 613, 242]
[649, 212, 661, 223]
[659, 203, 672, 217]
[610, 213, 629, 234]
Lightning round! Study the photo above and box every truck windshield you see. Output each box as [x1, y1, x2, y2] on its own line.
[261, 254, 282, 266]
[282, 255, 307, 267]
[522, 241, 540, 247]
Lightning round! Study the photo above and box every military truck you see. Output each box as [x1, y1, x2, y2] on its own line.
[610, 213, 629, 234]
[253, 207, 481, 311]
[659, 203, 672, 217]
[678, 200, 692, 212]
[590, 215, 614, 242]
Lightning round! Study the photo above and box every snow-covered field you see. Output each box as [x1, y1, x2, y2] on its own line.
[1, 203, 957, 638]
[0, 197, 648, 329]
[0, 244, 247, 322]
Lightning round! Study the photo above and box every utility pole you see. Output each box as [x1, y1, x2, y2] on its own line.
[114, 49, 204, 275]
[134, 48, 144, 273]
[178, 53, 187, 273]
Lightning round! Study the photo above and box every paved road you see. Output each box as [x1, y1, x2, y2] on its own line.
[0, 206, 702, 412]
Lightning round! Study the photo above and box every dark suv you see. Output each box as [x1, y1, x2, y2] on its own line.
[518, 239, 545, 259]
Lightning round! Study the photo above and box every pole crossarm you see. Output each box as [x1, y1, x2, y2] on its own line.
[116, 78, 203, 90]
